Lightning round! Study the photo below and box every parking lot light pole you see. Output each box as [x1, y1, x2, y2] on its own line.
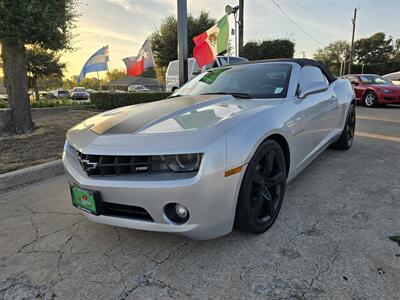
[177, 0, 188, 86]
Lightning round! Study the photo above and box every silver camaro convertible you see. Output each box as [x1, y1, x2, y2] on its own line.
[63, 59, 356, 240]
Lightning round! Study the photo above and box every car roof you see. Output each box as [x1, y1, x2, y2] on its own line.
[383, 71, 400, 76]
[230, 58, 337, 83]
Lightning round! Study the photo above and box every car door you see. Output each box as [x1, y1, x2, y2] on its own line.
[296, 66, 340, 162]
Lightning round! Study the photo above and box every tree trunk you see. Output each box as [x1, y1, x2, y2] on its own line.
[1, 41, 33, 134]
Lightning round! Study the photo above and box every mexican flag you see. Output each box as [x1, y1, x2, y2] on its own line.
[193, 15, 229, 67]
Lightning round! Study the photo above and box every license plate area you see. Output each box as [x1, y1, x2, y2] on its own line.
[70, 186, 103, 215]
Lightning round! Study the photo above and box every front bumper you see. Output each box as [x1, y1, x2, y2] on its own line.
[377, 93, 400, 104]
[62, 141, 246, 240]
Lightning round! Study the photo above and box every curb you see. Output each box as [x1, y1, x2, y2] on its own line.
[0, 160, 64, 194]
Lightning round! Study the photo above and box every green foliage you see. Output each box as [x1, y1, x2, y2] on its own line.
[0, 0, 76, 50]
[26, 45, 65, 79]
[314, 33, 400, 75]
[354, 33, 394, 65]
[91, 92, 172, 110]
[0, 100, 7, 108]
[314, 40, 350, 76]
[241, 39, 295, 61]
[106, 69, 127, 82]
[30, 99, 88, 108]
[151, 11, 216, 82]
[37, 76, 64, 90]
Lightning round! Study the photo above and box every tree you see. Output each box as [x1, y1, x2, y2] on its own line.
[353, 32, 398, 74]
[106, 69, 127, 82]
[241, 39, 295, 61]
[0, 0, 76, 134]
[314, 40, 350, 76]
[151, 11, 216, 82]
[26, 45, 65, 101]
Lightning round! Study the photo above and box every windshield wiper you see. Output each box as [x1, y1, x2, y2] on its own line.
[199, 92, 252, 99]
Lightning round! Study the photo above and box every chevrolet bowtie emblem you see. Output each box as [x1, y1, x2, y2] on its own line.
[80, 158, 98, 171]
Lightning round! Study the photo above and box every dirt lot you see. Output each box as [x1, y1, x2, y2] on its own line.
[0, 108, 100, 174]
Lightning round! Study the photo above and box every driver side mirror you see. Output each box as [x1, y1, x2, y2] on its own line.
[298, 81, 329, 99]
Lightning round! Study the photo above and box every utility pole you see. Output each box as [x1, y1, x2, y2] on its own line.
[347, 8, 357, 74]
[238, 0, 244, 56]
[177, 0, 188, 86]
[301, 51, 306, 58]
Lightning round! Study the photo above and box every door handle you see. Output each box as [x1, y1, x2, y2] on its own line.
[330, 95, 337, 101]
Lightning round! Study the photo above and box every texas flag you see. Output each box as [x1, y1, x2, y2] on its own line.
[123, 40, 155, 76]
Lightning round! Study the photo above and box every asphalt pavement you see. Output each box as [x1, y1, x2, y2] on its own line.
[1, 105, 399, 299]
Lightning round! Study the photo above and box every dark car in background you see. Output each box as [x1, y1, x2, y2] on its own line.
[342, 74, 400, 107]
[71, 87, 89, 100]
[48, 89, 71, 99]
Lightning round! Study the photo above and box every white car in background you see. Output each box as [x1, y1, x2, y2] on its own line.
[166, 56, 248, 92]
[383, 71, 400, 85]
[128, 85, 151, 92]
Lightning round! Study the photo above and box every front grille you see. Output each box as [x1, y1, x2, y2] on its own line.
[77, 151, 169, 176]
[103, 202, 154, 222]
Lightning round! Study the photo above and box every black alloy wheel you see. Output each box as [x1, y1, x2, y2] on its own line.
[346, 104, 356, 147]
[331, 103, 356, 150]
[235, 140, 287, 234]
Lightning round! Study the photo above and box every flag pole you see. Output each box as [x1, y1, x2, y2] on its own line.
[96, 71, 101, 90]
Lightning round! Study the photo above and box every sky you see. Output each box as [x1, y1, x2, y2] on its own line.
[62, 0, 400, 78]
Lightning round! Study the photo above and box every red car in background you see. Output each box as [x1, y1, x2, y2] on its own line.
[342, 74, 400, 107]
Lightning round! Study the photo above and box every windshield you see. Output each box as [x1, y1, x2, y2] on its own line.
[73, 88, 86, 92]
[359, 75, 391, 85]
[172, 63, 292, 99]
[218, 57, 249, 66]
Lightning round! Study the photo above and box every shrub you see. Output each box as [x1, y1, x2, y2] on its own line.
[91, 92, 172, 110]
[0, 100, 7, 108]
[30, 99, 89, 108]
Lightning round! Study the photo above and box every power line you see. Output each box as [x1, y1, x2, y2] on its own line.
[271, 0, 326, 46]
[295, 1, 331, 26]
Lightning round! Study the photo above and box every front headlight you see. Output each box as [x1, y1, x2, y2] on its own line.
[163, 153, 202, 172]
[381, 88, 392, 94]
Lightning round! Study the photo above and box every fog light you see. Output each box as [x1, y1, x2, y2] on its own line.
[175, 204, 188, 218]
[164, 203, 190, 224]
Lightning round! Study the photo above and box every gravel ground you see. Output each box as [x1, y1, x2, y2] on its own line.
[0, 108, 99, 174]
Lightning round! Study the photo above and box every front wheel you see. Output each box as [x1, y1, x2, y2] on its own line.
[331, 103, 356, 150]
[364, 91, 377, 107]
[235, 140, 287, 234]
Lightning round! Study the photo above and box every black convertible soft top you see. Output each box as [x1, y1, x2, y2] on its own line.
[245, 58, 337, 83]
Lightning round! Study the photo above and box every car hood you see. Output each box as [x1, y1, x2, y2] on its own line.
[66, 94, 282, 155]
[82, 94, 267, 135]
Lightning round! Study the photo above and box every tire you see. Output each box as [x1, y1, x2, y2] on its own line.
[331, 103, 356, 150]
[235, 140, 287, 234]
[363, 91, 377, 107]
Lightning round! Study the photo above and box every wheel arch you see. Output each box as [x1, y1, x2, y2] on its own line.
[264, 134, 291, 177]
[362, 88, 377, 99]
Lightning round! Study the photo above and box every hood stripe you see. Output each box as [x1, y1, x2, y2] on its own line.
[90, 96, 216, 135]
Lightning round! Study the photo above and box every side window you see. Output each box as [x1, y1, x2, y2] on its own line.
[298, 66, 328, 92]
[192, 61, 201, 75]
